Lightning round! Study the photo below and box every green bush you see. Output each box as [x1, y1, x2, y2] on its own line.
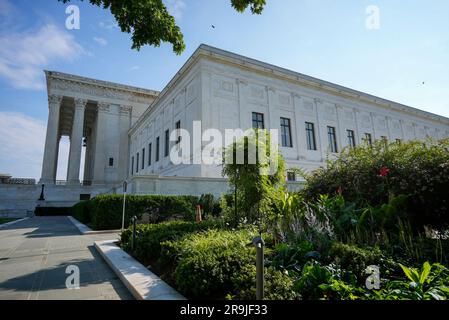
[160, 229, 255, 299]
[72, 194, 199, 230]
[71, 201, 92, 224]
[303, 139, 449, 230]
[230, 264, 299, 300]
[121, 220, 221, 265]
[327, 242, 387, 281]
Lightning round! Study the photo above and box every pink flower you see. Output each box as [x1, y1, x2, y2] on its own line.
[379, 167, 390, 177]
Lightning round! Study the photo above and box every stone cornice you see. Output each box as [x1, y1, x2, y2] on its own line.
[45, 71, 159, 105]
[196, 44, 449, 126]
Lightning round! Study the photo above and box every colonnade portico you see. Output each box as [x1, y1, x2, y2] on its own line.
[39, 71, 159, 189]
[40, 95, 97, 185]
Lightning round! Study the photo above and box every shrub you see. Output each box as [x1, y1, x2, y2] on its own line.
[72, 194, 199, 230]
[121, 220, 221, 265]
[230, 264, 299, 300]
[303, 139, 449, 230]
[71, 200, 92, 224]
[326, 242, 388, 282]
[160, 229, 256, 299]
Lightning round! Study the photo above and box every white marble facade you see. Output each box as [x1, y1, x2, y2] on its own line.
[37, 44, 449, 199]
[128, 45, 449, 182]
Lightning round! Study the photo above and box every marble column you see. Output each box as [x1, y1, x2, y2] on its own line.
[67, 98, 87, 184]
[40, 95, 63, 184]
[92, 102, 109, 185]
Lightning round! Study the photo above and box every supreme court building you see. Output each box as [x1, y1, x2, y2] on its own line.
[2, 44, 449, 214]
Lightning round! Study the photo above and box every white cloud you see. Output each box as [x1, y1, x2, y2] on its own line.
[0, 112, 70, 180]
[126, 66, 140, 72]
[0, 24, 86, 90]
[166, 0, 186, 20]
[93, 36, 108, 46]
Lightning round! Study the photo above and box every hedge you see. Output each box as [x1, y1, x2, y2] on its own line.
[71, 194, 199, 230]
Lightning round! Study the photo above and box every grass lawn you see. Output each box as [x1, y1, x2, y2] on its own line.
[0, 218, 18, 225]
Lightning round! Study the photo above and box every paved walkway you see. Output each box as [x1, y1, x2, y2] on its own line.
[0, 216, 133, 300]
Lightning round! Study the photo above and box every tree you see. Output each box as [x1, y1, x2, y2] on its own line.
[222, 129, 286, 229]
[59, 0, 267, 54]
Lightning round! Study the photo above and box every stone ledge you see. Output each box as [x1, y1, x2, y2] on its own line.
[94, 240, 186, 300]
[67, 216, 121, 235]
[0, 217, 30, 229]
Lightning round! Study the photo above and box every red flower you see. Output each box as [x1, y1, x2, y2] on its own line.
[379, 167, 390, 177]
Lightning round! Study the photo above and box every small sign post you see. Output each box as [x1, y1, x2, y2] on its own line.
[121, 181, 128, 232]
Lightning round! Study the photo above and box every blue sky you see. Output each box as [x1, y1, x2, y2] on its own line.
[1, 0, 449, 179]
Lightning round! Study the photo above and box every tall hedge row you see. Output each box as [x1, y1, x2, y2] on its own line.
[71, 194, 199, 230]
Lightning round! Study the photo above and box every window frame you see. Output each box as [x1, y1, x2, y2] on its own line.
[327, 126, 338, 153]
[305, 122, 317, 150]
[280, 117, 293, 148]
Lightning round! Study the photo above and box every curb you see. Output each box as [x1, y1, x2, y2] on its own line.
[94, 240, 186, 300]
[0, 217, 30, 229]
[67, 216, 121, 235]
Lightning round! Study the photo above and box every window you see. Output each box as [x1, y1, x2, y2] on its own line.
[396, 138, 402, 144]
[156, 137, 160, 162]
[287, 172, 296, 182]
[165, 129, 170, 157]
[252, 112, 265, 129]
[305, 122, 317, 150]
[347, 130, 356, 148]
[381, 136, 388, 143]
[136, 153, 139, 173]
[109, 157, 114, 167]
[327, 126, 338, 153]
[148, 143, 152, 166]
[131, 156, 134, 175]
[175, 121, 181, 144]
[142, 148, 145, 170]
[364, 133, 373, 146]
[280, 117, 293, 147]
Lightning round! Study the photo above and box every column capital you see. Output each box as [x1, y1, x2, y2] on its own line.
[120, 105, 132, 115]
[314, 98, 322, 104]
[97, 101, 110, 112]
[48, 94, 63, 106]
[74, 98, 88, 109]
[265, 86, 276, 93]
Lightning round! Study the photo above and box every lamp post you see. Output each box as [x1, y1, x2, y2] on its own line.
[38, 184, 45, 201]
[252, 235, 265, 300]
[121, 180, 127, 232]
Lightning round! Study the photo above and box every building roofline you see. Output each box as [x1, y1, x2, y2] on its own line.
[44, 70, 160, 97]
[196, 44, 449, 125]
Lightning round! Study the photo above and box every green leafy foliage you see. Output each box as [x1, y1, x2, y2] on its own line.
[372, 262, 449, 300]
[58, 0, 266, 54]
[160, 229, 256, 298]
[120, 220, 220, 265]
[303, 139, 449, 230]
[222, 129, 286, 229]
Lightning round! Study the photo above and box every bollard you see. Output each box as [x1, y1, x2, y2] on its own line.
[252, 236, 265, 300]
[131, 216, 137, 252]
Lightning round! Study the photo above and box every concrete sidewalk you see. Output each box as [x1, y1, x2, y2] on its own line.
[0, 216, 133, 300]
